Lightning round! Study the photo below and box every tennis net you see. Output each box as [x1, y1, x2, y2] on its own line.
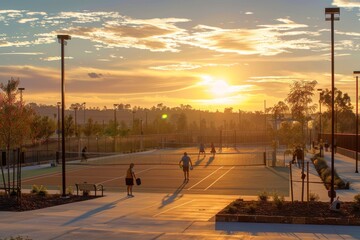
[66, 149, 266, 166]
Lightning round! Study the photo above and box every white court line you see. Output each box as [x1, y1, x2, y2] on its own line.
[203, 166, 235, 191]
[21, 165, 96, 183]
[97, 167, 155, 185]
[153, 199, 195, 217]
[186, 166, 223, 190]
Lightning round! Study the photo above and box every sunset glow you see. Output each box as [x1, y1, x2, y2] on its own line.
[0, 1, 359, 111]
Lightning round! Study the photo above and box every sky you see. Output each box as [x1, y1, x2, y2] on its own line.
[1, 0, 360, 112]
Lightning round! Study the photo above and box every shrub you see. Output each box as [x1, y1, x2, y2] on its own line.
[245, 203, 256, 214]
[30, 185, 39, 194]
[320, 168, 331, 180]
[37, 185, 48, 196]
[258, 191, 268, 202]
[351, 194, 360, 214]
[0, 236, 32, 240]
[309, 192, 320, 202]
[354, 194, 360, 205]
[66, 186, 74, 195]
[30, 185, 47, 196]
[227, 205, 237, 214]
[272, 192, 285, 209]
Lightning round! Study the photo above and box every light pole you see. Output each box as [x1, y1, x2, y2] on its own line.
[73, 106, 78, 137]
[354, 71, 360, 173]
[325, 7, 340, 203]
[18, 87, 25, 103]
[57, 34, 71, 198]
[317, 88, 323, 141]
[82, 102, 86, 125]
[57, 102, 61, 152]
[132, 110, 136, 132]
[114, 104, 118, 152]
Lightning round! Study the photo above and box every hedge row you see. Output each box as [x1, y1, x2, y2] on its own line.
[311, 153, 350, 190]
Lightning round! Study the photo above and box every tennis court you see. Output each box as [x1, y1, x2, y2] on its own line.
[15, 147, 290, 196]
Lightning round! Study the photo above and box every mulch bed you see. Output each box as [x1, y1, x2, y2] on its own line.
[217, 199, 360, 225]
[0, 193, 100, 211]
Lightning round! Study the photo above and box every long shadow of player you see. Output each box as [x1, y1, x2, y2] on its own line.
[194, 155, 206, 166]
[159, 182, 187, 209]
[205, 156, 215, 167]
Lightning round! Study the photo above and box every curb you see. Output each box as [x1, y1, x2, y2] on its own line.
[215, 213, 360, 225]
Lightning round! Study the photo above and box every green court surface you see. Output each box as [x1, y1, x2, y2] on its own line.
[1, 148, 289, 196]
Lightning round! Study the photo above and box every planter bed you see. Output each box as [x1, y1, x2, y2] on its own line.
[216, 199, 360, 226]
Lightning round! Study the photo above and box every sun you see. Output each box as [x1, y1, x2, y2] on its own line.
[200, 75, 232, 97]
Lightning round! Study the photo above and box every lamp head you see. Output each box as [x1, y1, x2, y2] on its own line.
[325, 7, 340, 21]
[57, 35, 71, 40]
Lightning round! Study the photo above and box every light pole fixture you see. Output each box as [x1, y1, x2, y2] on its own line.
[317, 88, 323, 141]
[354, 71, 360, 173]
[57, 34, 71, 198]
[325, 7, 340, 203]
[18, 87, 25, 103]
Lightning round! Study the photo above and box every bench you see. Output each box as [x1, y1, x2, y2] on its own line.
[75, 182, 104, 196]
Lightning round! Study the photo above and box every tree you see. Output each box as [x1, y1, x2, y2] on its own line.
[320, 88, 354, 133]
[0, 78, 34, 194]
[267, 101, 289, 162]
[30, 115, 56, 148]
[285, 80, 317, 147]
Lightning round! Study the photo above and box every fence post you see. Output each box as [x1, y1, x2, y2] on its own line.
[263, 152, 266, 166]
[290, 162, 293, 202]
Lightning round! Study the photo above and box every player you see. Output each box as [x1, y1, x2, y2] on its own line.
[179, 152, 193, 182]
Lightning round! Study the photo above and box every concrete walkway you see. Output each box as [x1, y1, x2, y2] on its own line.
[1, 152, 360, 239]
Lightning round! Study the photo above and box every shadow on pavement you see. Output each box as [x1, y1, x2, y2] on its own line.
[215, 222, 360, 237]
[205, 156, 215, 167]
[159, 182, 187, 209]
[63, 196, 129, 226]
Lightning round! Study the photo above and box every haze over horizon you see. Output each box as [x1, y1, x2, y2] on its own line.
[1, 0, 360, 111]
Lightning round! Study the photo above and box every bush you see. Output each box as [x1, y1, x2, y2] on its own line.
[30, 185, 39, 194]
[227, 205, 237, 214]
[352, 194, 360, 214]
[0, 236, 32, 240]
[66, 186, 74, 195]
[309, 192, 320, 202]
[354, 194, 360, 205]
[258, 191, 269, 202]
[311, 154, 349, 190]
[245, 203, 256, 214]
[272, 192, 285, 209]
[30, 185, 47, 196]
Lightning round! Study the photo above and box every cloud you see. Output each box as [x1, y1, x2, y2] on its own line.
[149, 62, 237, 71]
[88, 72, 103, 78]
[18, 18, 38, 24]
[333, 0, 360, 7]
[183, 18, 322, 56]
[0, 52, 43, 55]
[59, 17, 190, 52]
[41, 56, 74, 61]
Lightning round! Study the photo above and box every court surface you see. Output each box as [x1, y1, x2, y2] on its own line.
[17, 147, 290, 196]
